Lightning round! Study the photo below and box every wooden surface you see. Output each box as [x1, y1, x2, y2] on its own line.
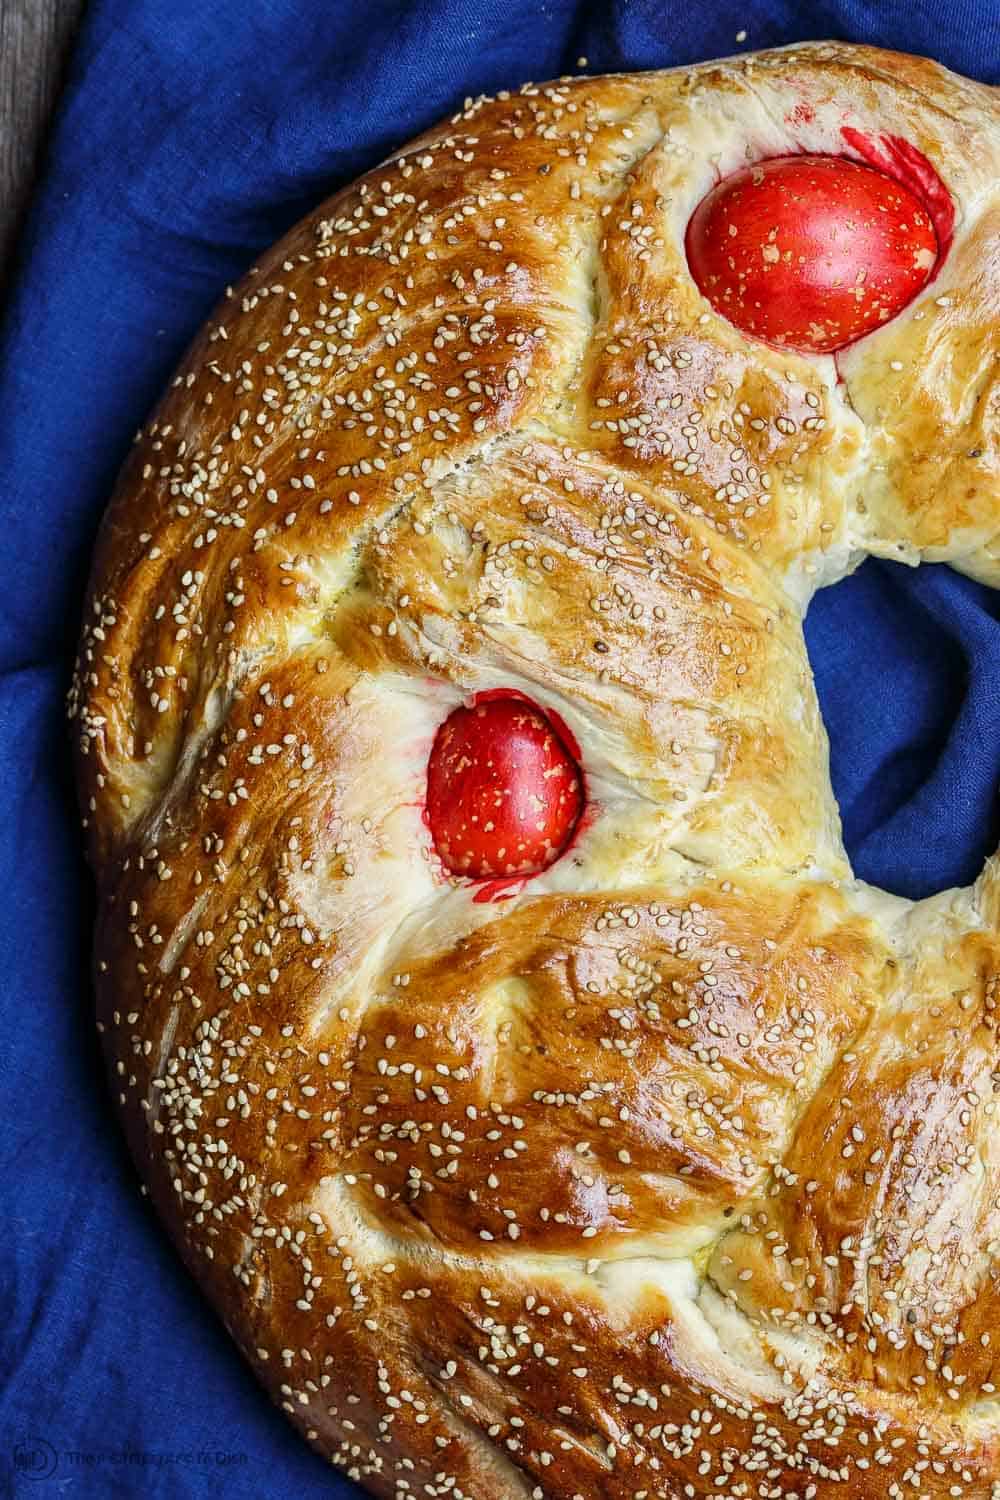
[1, 0, 87, 290]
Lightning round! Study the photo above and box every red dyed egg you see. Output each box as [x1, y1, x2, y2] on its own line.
[426, 696, 583, 879]
[685, 154, 938, 353]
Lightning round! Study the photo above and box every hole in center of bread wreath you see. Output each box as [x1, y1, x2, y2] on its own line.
[805, 558, 1000, 900]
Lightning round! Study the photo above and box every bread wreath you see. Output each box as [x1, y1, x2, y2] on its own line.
[71, 42, 1000, 1499]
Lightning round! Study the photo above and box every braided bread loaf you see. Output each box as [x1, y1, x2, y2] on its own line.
[71, 41, 1000, 1499]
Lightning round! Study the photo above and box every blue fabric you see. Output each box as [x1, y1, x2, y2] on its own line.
[0, 2, 997, 1495]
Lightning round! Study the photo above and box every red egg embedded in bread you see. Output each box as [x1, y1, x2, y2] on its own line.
[685, 154, 940, 353]
[426, 695, 583, 879]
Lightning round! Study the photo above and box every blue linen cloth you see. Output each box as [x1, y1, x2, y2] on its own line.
[0, 2, 997, 1495]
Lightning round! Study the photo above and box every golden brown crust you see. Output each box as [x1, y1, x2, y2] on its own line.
[72, 41, 1000, 1499]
